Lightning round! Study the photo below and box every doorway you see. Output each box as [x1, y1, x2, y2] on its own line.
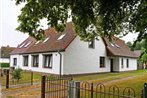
[110, 59, 114, 72]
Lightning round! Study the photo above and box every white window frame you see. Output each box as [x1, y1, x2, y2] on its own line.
[100, 57, 105, 68]
[32, 55, 39, 67]
[43, 54, 53, 68]
[23, 55, 29, 66]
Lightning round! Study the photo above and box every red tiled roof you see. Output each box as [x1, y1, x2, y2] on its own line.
[134, 50, 141, 57]
[10, 37, 36, 54]
[102, 37, 138, 58]
[11, 22, 137, 58]
[10, 22, 76, 54]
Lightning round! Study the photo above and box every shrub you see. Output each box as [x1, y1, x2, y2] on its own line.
[11, 68, 22, 82]
[0, 63, 10, 68]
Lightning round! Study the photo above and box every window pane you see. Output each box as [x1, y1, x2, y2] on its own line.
[127, 59, 129, 68]
[100, 57, 105, 68]
[43, 54, 52, 68]
[88, 40, 95, 49]
[13, 58, 17, 66]
[121, 58, 124, 68]
[32, 55, 39, 67]
[23, 56, 28, 66]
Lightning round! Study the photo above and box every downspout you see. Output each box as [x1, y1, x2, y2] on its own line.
[58, 50, 62, 77]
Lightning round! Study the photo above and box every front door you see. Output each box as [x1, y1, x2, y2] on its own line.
[110, 59, 113, 72]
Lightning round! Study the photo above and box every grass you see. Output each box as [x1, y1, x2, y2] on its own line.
[1, 70, 41, 86]
[73, 69, 147, 98]
[2, 70, 147, 98]
[74, 70, 147, 82]
[104, 74, 146, 97]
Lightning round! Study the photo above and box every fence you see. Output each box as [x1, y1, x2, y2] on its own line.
[1, 69, 41, 88]
[41, 75, 147, 98]
[41, 75, 72, 98]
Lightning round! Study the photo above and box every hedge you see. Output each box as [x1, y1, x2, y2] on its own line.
[0, 63, 10, 68]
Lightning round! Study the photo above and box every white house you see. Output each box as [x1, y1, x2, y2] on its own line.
[10, 22, 138, 75]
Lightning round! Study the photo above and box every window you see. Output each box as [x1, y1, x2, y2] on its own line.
[110, 42, 115, 47]
[57, 34, 66, 40]
[13, 58, 17, 66]
[19, 43, 25, 48]
[24, 42, 31, 47]
[43, 37, 50, 43]
[126, 59, 129, 68]
[88, 40, 95, 49]
[23, 56, 28, 66]
[115, 44, 120, 48]
[43, 54, 53, 68]
[100, 57, 105, 68]
[121, 58, 124, 68]
[32, 55, 39, 67]
[35, 41, 40, 44]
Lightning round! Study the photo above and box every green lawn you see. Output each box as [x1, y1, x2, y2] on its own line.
[1, 71, 41, 86]
[73, 70, 147, 98]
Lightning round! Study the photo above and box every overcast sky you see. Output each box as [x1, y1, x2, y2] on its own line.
[1, 0, 138, 47]
[1, 0, 28, 47]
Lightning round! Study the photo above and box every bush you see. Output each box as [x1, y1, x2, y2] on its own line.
[0, 63, 10, 68]
[11, 68, 22, 82]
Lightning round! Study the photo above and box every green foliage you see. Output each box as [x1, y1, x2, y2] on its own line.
[126, 40, 147, 51]
[126, 42, 133, 51]
[140, 53, 147, 63]
[0, 63, 10, 68]
[15, 0, 147, 43]
[11, 68, 22, 82]
[139, 48, 147, 64]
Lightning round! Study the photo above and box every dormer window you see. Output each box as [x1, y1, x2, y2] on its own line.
[43, 37, 50, 43]
[35, 41, 40, 44]
[57, 33, 66, 40]
[110, 43, 115, 47]
[19, 43, 25, 48]
[24, 42, 31, 47]
[88, 40, 95, 49]
[115, 44, 120, 48]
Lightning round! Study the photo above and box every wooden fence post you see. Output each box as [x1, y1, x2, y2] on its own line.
[91, 83, 93, 98]
[31, 71, 33, 85]
[144, 83, 147, 98]
[6, 70, 9, 89]
[41, 75, 46, 98]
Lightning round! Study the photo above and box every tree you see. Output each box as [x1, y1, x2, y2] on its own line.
[126, 40, 147, 51]
[15, 0, 147, 46]
[126, 41, 133, 50]
[139, 48, 147, 68]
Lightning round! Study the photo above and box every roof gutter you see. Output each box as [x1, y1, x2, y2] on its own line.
[58, 50, 62, 77]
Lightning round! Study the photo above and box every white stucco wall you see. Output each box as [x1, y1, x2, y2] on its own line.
[10, 54, 21, 68]
[63, 37, 110, 75]
[119, 57, 137, 71]
[11, 52, 62, 74]
[0, 58, 10, 63]
[109, 57, 120, 72]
